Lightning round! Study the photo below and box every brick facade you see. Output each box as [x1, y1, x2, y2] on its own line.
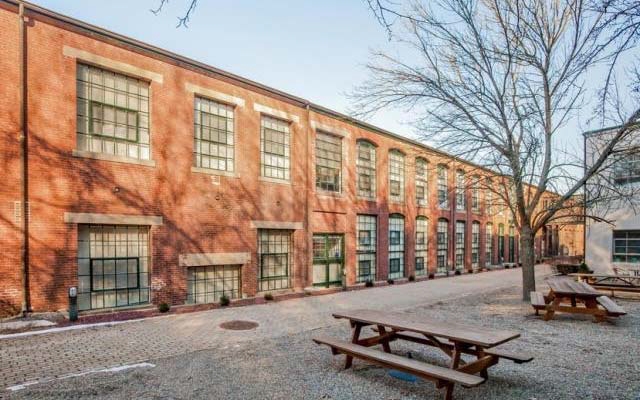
[0, 1, 583, 315]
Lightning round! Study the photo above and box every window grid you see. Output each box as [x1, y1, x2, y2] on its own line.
[498, 224, 505, 263]
[415, 217, 428, 276]
[357, 215, 377, 282]
[356, 141, 376, 199]
[613, 230, 640, 263]
[389, 151, 405, 202]
[455, 221, 466, 271]
[485, 223, 493, 267]
[187, 265, 241, 304]
[456, 170, 466, 211]
[77, 225, 150, 311]
[509, 226, 516, 263]
[389, 214, 405, 279]
[472, 176, 480, 212]
[437, 165, 449, 209]
[315, 132, 342, 192]
[76, 64, 150, 160]
[486, 189, 493, 215]
[260, 116, 291, 181]
[258, 229, 292, 291]
[416, 158, 428, 207]
[614, 153, 640, 184]
[437, 219, 449, 274]
[193, 96, 234, 172]
[472, 222, 480, 271]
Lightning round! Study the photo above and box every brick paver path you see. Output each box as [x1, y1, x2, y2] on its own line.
[0, 267, 549, 391]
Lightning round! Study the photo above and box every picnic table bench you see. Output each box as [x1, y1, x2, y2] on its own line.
[530, 277, 626, 322]
[569, 273, 640, 295]
[313, 309, 533, 400]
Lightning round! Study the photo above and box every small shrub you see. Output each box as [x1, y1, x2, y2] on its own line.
[365, 280, 374, 287]
[578, 262, 593, 274]
[454, 270, 461, 276]
[428, 273, 435, 279]
[504, 264, 510, 269]
[219, 295, 230, 307]
[158, 302, 170, 313]
[387, 278, 395, 285]
[264, 293, 274, 301]
[466, 269, 473, 274]
[408, 275, 415, 282]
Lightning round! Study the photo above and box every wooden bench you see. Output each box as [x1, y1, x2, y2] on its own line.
[313, 336, 484, 400]
[596, 296, 627, 317]
[530, 291, 546, 315]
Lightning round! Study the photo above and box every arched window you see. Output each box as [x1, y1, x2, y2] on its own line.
[455, 220, 466, 271]
[356, 140, 376, 199]
[437, 218, 449, 274]
[356, 214, 377, 282]
[471, 175, 480, 212]
[389, 214, 405, 279]
[389, 150, 405, 202]
[416, 158, 428, 207]
[485, 223, 493, 267]
[456, 169, 466, 211]
[437, 164, 449, 209]
[415, 216, 428, 276]
[471, 221, 480, 271]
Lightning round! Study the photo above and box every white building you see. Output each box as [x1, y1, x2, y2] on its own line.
[584, 125, 640, 273]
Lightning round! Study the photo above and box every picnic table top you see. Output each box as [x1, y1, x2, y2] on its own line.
[332, 309, 520, 348]
[547, 277, 601, 297]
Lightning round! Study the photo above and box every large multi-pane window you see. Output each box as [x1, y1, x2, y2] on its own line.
[260, 116, 291, 181]
[258, 230, 292, 291]
[357, 215, 377, 282]
[614, 153, 640, 184]
[389, 150, 405, 202]
[77, 225, 150, 311]
[455, 221, 466, 271]
[485, 223, 493, 267]
[612, 230, 640, 263]
[509, 225, 516, 263]
[472, 175, 480, 212]
[437, 218, 449, 274]
[315, 132, 342, 192]
[388, 214, 405, 279]
[356, 140, 377, 199]
[76, 64, 150, 160]
[415, 217, 428, 276]
[416, 158, 428, 207]
[486, 189, 493, 215]
[471, 222, 480, 271]
[498, 224, 505, 263]
[187, 265, 241, 304]
[437, 165, 449, 209]
[193, 96, 234, 172]
[456, 170, 466, 211]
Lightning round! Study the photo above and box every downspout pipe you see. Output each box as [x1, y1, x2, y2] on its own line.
[18, 0, 30, 316]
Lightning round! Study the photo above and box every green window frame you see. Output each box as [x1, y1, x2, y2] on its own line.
[455, 221, 465, 271]
[388, 214, 405, 279]
[76, 63, 150, 160]
[258, 229, 292, 291]
[415, 217, 428, 275]
[260, 116, 291, 181]
[613, 230, 640, 263]
[187, 265, 242, 304]
[194, 96, 235, 172]
[315, 132, 342, 192]
[437, 218, 449, 274]
[357, 214, 377, 282]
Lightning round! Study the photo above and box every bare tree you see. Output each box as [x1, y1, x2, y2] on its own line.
[355, 0, 640, 300]
[151, 0, 198, 28]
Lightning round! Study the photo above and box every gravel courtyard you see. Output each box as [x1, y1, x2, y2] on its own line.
[3, 267, 639, 399]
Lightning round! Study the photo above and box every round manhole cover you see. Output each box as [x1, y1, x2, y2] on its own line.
[219, 320, 259, 331]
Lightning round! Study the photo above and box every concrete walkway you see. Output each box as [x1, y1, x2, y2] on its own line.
[0, 266, 549, 392]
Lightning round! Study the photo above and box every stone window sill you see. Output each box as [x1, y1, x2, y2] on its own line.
[259, 176, 292, 186]
[72, 150, 156, 167]
[191, 166, 238, 178]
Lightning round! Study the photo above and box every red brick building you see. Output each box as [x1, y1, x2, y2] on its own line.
[0, 1, 582, 316]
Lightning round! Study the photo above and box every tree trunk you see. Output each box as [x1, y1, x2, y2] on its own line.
[520, 226, 536, 302]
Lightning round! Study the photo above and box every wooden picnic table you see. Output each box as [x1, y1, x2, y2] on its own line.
[531, 277, 626, 322]
[570, 273, 640, 295]
[314, 309, 532, 399]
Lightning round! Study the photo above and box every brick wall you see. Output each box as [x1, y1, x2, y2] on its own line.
[0, 2, 583, 314]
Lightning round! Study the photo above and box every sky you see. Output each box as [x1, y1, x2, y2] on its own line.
[28, 0, 634, 156]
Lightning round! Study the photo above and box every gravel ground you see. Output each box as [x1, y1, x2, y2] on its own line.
[8, 282, 639, 400]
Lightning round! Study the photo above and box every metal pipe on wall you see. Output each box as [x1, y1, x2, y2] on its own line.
[18, 0, 31, 316]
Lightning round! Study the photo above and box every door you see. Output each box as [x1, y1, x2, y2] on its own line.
[312, 234, 344, 287]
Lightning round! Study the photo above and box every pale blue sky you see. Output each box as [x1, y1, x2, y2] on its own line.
[29, 0, 633, 154]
